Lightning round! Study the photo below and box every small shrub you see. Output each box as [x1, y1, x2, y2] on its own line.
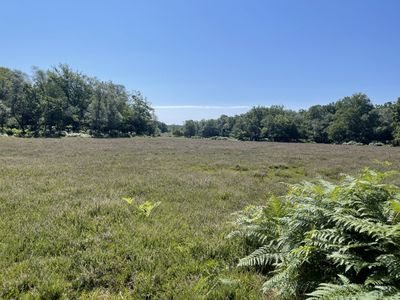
[65, 132, 92, 138]
[342, 140, 364, 146]
[230, 168, 400, 299]
[369, 141, 385, 146]
[11, 128, 24, 137]
[137, 201, 161, 217]
[209, 136, 231, 140]
[5, 128, 14, 136]
[122, 197, 161, 217]
[172, 128, 183, 137]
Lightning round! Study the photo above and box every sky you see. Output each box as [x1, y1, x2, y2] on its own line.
[1, 0, 400, 124]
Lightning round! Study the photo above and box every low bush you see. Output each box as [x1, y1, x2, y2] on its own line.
[230, 168, 400, 299]
[209, 136, 229, 140]
[65, 132, 92, 138]
[343, 140, 364, 146]
[369, 141, 386, 147]
[9, 128, 23, 136]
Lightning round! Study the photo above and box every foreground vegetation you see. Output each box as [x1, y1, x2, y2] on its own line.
[231, 168, 400, 299]
[1, 137, 400, 298]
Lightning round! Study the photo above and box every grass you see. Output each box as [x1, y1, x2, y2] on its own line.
[1, 137, 400, 299]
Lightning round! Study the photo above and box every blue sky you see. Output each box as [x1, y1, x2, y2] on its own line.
[2, 0, 400, 124]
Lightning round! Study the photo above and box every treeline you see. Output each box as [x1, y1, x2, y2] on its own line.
[2, 65, 400, 144]
[0, 65, 168, 137]
[175, 93, 400, 145]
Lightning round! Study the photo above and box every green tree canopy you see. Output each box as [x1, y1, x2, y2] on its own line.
[327, 93, 378, 143]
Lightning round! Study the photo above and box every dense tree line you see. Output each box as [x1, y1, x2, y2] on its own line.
[178, 93, 400, 145]
[2, 65, 400, 144]
[0, 65, 168, 137]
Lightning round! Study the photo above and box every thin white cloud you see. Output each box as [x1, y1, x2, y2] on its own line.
[154, 105, 250, 109]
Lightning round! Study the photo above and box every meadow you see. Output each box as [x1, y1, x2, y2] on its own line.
[1, 137, 400, 299]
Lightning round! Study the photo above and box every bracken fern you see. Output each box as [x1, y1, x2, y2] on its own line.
[230, 168, 400, 299]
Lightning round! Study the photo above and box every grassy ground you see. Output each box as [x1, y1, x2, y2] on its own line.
[1, 137, 400, 299]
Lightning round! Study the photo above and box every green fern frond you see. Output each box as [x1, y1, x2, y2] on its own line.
[238, 243, 284, 267]
[231, 168, 400, 298]
[376, 255, 400, 280]
[307, 282, 369, 299]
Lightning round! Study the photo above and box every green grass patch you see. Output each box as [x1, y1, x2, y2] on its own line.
[1, 137, 399, 298]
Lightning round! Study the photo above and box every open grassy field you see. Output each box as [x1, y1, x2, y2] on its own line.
[1, 137, 400, 299]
